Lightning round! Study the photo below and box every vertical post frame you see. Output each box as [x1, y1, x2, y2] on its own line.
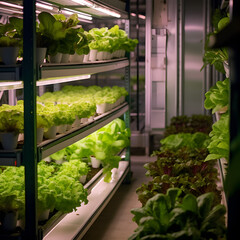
[23, 0, 38, 239]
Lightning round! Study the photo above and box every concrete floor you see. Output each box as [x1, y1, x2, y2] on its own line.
[82, 155, 155, 240]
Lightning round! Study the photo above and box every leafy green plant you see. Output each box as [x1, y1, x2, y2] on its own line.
[0, 17, 23, 48]
[49, 118, 130, 182]
[130, 188, 226, 240]
[205, 112, 229, 162]
[37, 162, 57, 212]
[164, 115, 212, 137]
[37, 11, 67, 56]
[201, 15, 229, 74]
[0, 105, 24, 133]
[136, 172, 221, 207]
[37, 160, 89, 214]
[58, 160, 90, 180]
[160, 132, 210, 151]
[88, 25, 138, 53]
[150, 147, 213, 177]
[0, 167, 25, 218]
[204, 78, 229, 113]
[137, 147, 220, 206]
[53, 13, 89, 56]
[47, 174, 88, 213]
[0, 36, 19, 47]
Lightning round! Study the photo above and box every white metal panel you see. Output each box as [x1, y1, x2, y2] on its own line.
[152, 69, 166, 82]
[183, 0, 205, 115]
[166, 0, 179, 125]
[145, 0, 152, 132]
[150, 110, 165, 129]
[151, 53, 166, 69]
[152, 82, 165, 109]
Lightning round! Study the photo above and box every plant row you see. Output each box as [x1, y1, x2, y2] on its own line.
[0, 118, 130, 231]
[0, 85, 128, 150]
[49, 118, 130, 183]
[129, 115, 226, 239]
[0, 12, 138, 64]
[202, 13, 230, 164]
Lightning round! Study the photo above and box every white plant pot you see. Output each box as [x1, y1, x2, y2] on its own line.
[38, 209, 50, 222]
[36, 47, 47, 65]
[90, 156, 101, 168]
[96, 51, 104, 61]
[61, 54, 70, 63]
[69, 53, 84, 63]
[43, 157, 51, 162]
[49, 53, 62, 63]
[89, 49, 97, 61]
[96, 103, 108, 114]
[1, 132, 19, 150]
[79, 175, 87, 184]
[88, 116, 94, 122]
[223, 61, 229, 78]
[111, 168, 119, 182]
[57, 124, 67, 134]
[0, 47, 19, 65]
[81, 118, 88, 124]
[55, 159, 64, 165]
[72, 116, 81, 128]
[44, 126, 57, 139]
[18, 133, 24, 142]
[17, 218, 25, 230]
[2, 211, 18, 231]
[37, 128, 44, 144]
[83, 54, 89, 62]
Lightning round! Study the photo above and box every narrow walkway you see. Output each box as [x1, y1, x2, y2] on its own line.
[82, 155, 155, 240]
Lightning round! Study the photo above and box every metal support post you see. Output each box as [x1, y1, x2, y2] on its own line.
[23, 0, 38, 239]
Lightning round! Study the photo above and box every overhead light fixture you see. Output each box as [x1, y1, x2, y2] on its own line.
[36, 2, 53, 11]
[0, 7, 22, 14]
[94, 7, 121, 18]
[131, 13, 145, 20]
[37, 75, 91, 86]
[71, 0, 121, 18]
[0, 1, 23, 9]
[64, 8, 92, 20]
[71, 0, 94, 8]
[139, 14, 145, 20]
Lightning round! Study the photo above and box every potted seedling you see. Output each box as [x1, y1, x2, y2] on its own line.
[38, 12, 67, 63]
[0, 167, 25, 231]
[0, 108, 23, 150]
[0, 36, 20, 65]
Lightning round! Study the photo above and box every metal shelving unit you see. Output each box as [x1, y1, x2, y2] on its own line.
[0, 103, 129, 165]
[0, 0, 131, 239]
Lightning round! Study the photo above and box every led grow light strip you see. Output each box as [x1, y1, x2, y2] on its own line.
[71, 0, 94, 8]
[63, 8, 92, 20]
[0, 7, 22, 14]
[131, 13, 146, 19]
[36, 3, 53, 10]
[94, 6, 120, 18]
[71, 0, 121, 18]
[37, 75, 91, 86]
[0, 1, 23, 9]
